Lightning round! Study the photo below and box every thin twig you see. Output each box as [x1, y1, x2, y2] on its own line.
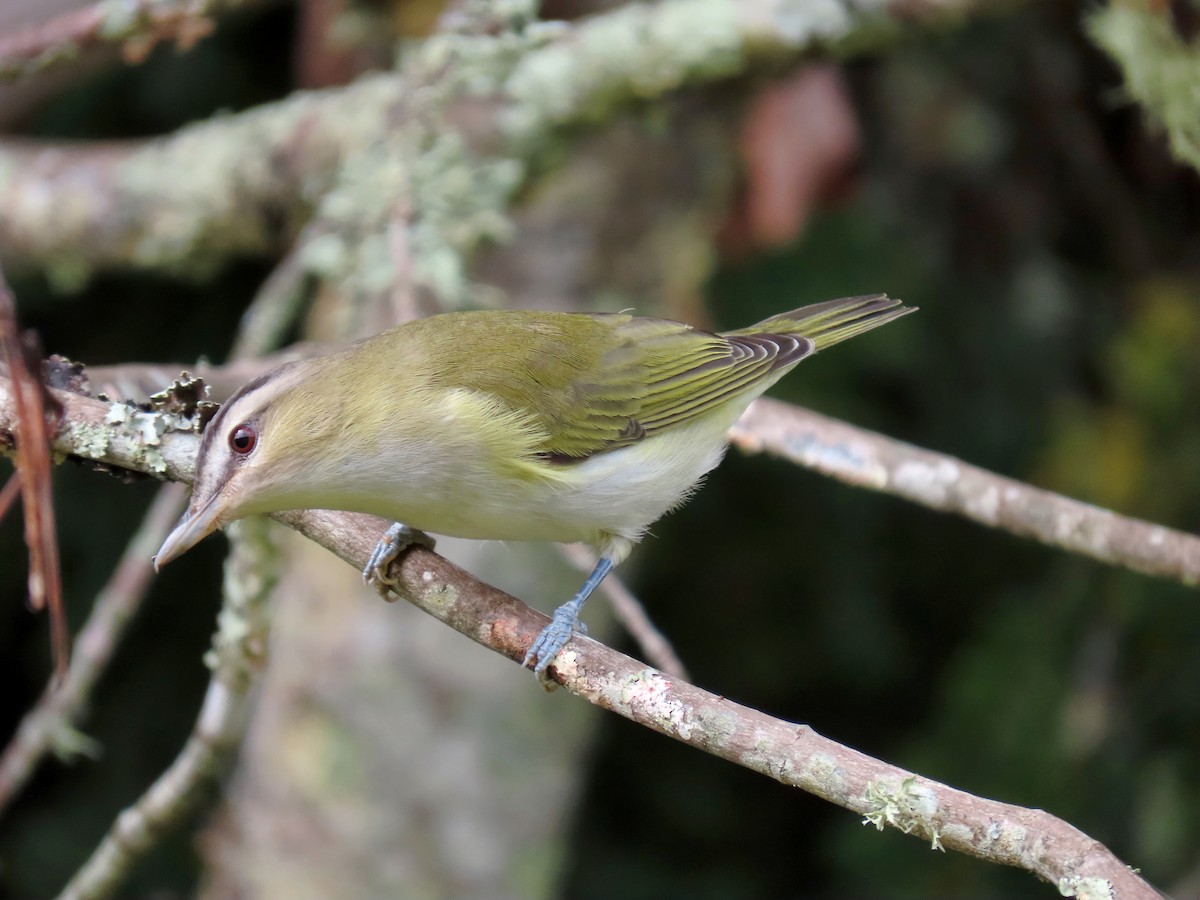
[0, 482, 188, 817]
[56, 517, 279, 900]
[0, 470, 18, 521]
[731, 397, 1200, 588]
[227, 228, 319, 361]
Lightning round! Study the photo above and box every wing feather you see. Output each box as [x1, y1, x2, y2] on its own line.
[397, 309, 816, 464]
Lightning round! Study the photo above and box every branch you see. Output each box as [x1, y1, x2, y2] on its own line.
[56, 516, 279, 900]
[0, 0, 1009, 287]
[0, 377, 1162, 897]
[0, 73, 405, 282]
[731, 398, 1200, 588]
[0, 0, 261, 82]
[0, 482, 187, 817]
[0, 270, 67, 673]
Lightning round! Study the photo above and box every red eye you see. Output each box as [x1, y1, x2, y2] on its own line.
[229, 423, 257, 454]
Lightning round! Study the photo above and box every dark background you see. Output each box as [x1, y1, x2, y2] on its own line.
[2, 3, 1199, 897]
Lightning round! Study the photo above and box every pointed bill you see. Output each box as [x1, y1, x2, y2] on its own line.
[154, 492, 228, 570]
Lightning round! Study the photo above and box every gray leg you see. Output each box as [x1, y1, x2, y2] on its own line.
[523, 556, 614, 675]
[363, 522, 435, 595]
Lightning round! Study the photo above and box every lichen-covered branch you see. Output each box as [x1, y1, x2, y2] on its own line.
[0, 482, 187, 817]
[731, 398, 1200, 587]
[0, 377, 1163, 896]
[0, 73, 404, 284]
[1087, 3, 1200, 175]
[0, 0, 1007, 291]
[56, 516, 279, 900]
[0, 0, 261, 82]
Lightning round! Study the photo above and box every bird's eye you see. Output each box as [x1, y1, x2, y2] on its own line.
[229, 423, 258, 455]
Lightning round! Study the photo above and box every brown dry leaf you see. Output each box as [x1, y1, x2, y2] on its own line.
[720, 64, 861, 258]
[0, 276, 68, 678]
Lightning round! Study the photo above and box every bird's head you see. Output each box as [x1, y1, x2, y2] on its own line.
[155, 361, 320, 569]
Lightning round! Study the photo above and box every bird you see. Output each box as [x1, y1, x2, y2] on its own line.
[155, 294, 914, 675]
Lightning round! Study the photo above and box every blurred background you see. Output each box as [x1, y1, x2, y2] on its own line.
[1, 0, 1199, 897]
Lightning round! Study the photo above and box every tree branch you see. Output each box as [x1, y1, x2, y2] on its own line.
[0, 0, 1010, 288]
[56, 517, 279, 900]
[0, 0, 263, 82]
[731, 397, 1200, 588]
[0, 73, 405, 282]
[0, 376, 1163, 897]
[0, 482, 187, 817]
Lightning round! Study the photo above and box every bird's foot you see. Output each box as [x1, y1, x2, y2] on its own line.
[363, 522, 435, 596]
[523, 604, 583, 676]
[522, 555, 613, 680]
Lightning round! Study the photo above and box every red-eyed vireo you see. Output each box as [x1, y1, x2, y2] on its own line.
[155, 295, 914, 674]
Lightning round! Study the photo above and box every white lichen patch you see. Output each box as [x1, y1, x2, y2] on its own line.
[1058, 875, 1115, 900]
[963, 484, 1001, 524]
[891, 459, 960, 506]
[102, 401, 197, 475]
[65, 421, 110, 460]
[619, 670, 694, 740]
[861, 775, 943, 851]
[785, 433, 888, 489]
[105, 403, 169, 473]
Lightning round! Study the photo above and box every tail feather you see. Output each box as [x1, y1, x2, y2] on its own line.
[726, 294, 915, 352]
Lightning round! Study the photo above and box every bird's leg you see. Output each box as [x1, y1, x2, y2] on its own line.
[523, 555, 614, 675]
[363, 522, 436, 596]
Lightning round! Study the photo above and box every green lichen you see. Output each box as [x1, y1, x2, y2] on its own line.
[503, 0, 743, 145]
[69, 422, 111, 460]
[862, 775, 943, 851]
[1088, 4, 1200, 174]
[422, 581, 459, 619]
[103, 401, 195, 474]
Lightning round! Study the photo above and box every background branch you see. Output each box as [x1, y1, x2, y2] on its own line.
[0, 0, 999, 291]
[57, 516, 279, 900]
[0, 482, 186, 817]
[0, 0, 261, 82]
[732, 398, 1200, 587]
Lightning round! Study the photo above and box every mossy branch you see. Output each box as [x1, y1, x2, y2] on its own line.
[0, 0, 1007, 293]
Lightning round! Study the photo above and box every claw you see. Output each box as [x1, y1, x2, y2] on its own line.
[523, 604, 582, 675]
[522, 555, 613, 675]
[363, 522, 435, 596]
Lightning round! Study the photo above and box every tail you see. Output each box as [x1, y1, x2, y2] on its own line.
[726, 294, 915, 352]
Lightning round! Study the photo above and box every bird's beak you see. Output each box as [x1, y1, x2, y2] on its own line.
[154, 491, 228, 571]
